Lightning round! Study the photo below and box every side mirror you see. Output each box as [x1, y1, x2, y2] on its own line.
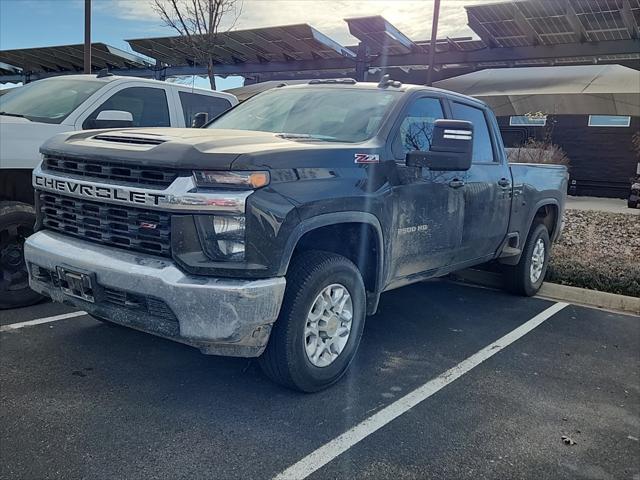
[191, 112, 209, 128]
[405, 119, 473, 171]
[94, 110, 134, 129]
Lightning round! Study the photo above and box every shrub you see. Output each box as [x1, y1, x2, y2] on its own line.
[507, 138, 570, 166]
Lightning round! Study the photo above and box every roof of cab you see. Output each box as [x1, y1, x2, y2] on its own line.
[39, 73, 237, 101]
[278, 80, 489, 109]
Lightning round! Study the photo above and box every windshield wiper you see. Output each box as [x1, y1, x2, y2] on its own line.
[0, 111, 26, 118]
[276, 132, 343, 142]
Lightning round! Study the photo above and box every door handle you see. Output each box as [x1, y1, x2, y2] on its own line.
[449, 179, 465, 189]
[498, 178, 511, 188]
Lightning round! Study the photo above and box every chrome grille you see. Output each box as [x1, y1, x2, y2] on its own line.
[38, 192, 171, 256]
[42, 154, 180, 188]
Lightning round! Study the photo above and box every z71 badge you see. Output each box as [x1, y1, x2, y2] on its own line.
[354, 153, 380, 164]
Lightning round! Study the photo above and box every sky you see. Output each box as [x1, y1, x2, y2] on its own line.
[0, 0, 487, 90]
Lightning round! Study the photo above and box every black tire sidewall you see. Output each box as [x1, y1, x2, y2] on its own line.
[520, 224, 550, 296]
[0, 203, 42, 309]
[285, 257, 366, 391]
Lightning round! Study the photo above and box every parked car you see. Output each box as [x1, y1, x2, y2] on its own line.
[0, 73, 237, 308]
[24, 79, 567, 391]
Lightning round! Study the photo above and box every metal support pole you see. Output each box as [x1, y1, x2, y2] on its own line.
[84, 0, 91, 74]
[426, 0, 441, 86]
[355, 43, 370, 82]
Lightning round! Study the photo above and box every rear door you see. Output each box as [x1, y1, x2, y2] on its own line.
[387, 95, 464, 283]
[449, 100, 511, 263]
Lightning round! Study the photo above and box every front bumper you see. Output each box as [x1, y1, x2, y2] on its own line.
[25, 231, 286, 357]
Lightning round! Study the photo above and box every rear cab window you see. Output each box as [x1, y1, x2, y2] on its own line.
[178, 91, 233, 126]
[451, 102, 496, 163]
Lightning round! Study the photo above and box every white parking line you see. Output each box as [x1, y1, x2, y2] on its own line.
[274, 301, 569, 480]
[0, 311, 87, 332]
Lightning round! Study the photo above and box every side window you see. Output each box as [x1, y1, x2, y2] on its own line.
[451, 102, 495, 163]
[179, 92, 232, 126]
[397, 97, 444, 154]
[83, 87, 170, 129]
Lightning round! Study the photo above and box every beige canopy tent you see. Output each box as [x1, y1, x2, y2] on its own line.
[434, 65, 640, 117]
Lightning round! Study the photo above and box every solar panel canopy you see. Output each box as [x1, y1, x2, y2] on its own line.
[0, 0, 638, 84]
[467, 0, 640, 47]
[0, 43, 150, 74]
[127, 24, 355, 67]
[345, 16, 420, 55]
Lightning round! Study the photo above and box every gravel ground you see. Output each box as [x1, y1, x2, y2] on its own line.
[547, 209, 640, 297]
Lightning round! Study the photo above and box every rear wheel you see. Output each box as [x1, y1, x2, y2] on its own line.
[502, 223, 550, 297]
[0, 202, 43, 309]
[259, 251, 366, 392]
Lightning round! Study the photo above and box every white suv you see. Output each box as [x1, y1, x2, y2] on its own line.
[0, 74, 238, 308]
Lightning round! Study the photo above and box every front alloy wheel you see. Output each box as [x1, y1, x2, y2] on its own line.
[304, 284, 353, 368]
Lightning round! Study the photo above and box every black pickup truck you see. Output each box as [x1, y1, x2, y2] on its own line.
[24, 79, 567, 392]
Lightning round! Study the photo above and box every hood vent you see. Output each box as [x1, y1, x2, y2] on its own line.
[92, 134, 167, 146]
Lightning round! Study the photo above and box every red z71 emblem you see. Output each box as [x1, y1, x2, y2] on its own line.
[139, 222, 158, 230]
[354, 153, 380, 164]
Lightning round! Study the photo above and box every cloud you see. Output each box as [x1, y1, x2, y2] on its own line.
[104, 0, 486, 43]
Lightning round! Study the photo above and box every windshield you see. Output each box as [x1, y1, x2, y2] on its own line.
[0, 78, 105, 124]
[208, 87, 401, 142]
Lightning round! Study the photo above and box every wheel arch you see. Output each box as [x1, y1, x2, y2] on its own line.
[526, 199, 561, 242]
[279, 212, 385, 314]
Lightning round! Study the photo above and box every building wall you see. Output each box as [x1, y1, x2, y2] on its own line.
[498, 115, 639, 199]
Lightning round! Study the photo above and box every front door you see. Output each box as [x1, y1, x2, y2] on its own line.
[387, 96, 464, 283]
[450, 101, 511, 263]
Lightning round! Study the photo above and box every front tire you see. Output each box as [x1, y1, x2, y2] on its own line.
[0, 202, 43, 309]
[259, 251, 366, 392]
[503, 223, 550, 297]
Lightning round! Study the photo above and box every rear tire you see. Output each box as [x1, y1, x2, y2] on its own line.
[259, 251, 366, 392]
[628, 199, 638, 209]
[0, 202, 43, 309]
[503, 223, 550, 297]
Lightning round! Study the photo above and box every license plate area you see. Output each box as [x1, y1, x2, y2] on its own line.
[56, 267, 95, 303]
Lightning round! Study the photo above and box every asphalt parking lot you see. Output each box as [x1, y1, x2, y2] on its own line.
[1, 281, 638, 480]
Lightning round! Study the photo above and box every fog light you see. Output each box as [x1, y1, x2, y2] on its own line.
[217, 240, 245, 256]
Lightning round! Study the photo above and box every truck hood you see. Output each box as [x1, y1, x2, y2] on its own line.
[40, 127, 379, 170]
[0, 116, 72, 169]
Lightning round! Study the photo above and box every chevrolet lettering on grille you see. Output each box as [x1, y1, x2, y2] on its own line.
[34, 175, 167, 206]
[33, 165, 251, 214]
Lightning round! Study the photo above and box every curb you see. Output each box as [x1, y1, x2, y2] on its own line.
[450, 269, 640, 316]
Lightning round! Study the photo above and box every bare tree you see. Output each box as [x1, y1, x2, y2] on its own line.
[152, 0, 242, 89]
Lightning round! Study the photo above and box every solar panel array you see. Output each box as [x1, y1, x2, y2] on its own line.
[127, 24, 355, 67]
[345, 16, 420, 55]
[466, 0, 640, 47]
[0, 0, 638, 80]
[0, 43, 150, 74]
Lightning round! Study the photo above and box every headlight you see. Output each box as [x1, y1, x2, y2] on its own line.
[193, 170, 270, 189]
[195, 214, 246, 261]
